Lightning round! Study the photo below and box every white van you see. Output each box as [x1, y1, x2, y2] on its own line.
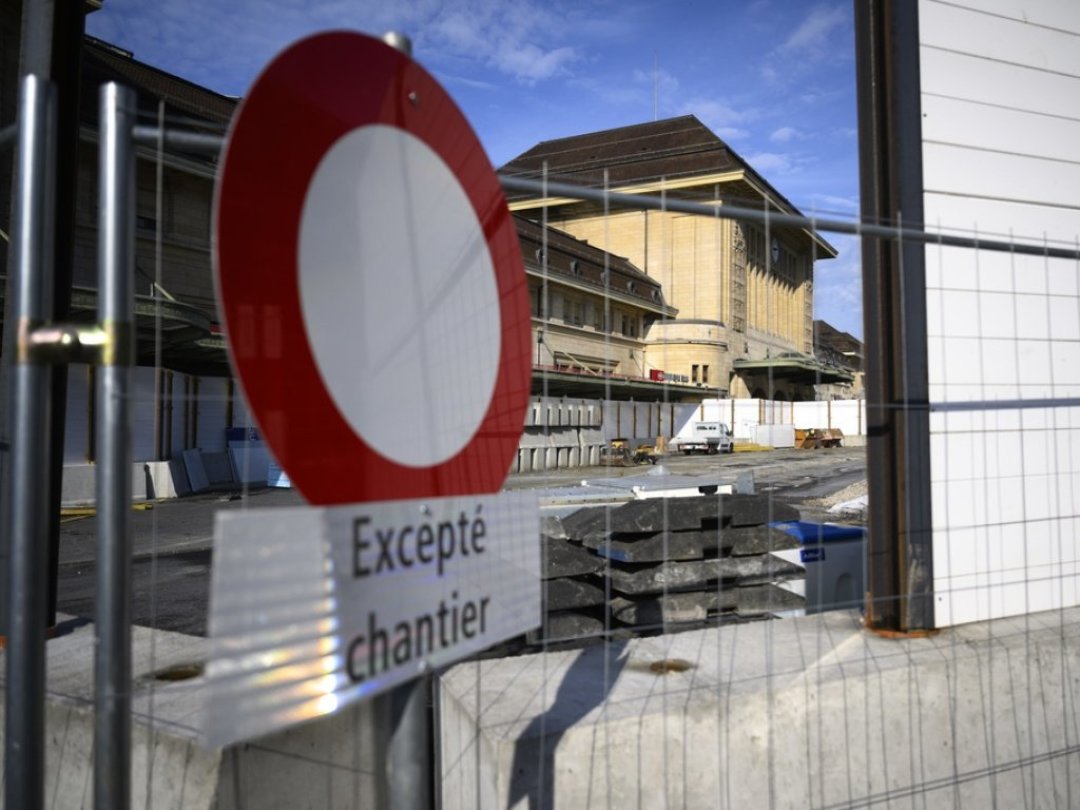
[672, 421, 733, 454]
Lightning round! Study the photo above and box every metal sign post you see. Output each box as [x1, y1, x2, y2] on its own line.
[3, 72, 57, 810]
[94, 81, 136, 810]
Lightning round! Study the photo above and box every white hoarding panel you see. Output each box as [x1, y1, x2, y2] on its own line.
[921, 0, 1080, 626]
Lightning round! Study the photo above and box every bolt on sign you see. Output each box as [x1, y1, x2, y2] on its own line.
[205, 31, 538, 748]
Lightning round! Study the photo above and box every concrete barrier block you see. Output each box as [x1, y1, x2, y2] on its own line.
[439, 608, 1080, 809]
[61, 462, 152, 506]
[1, 623, 378, 809]
[145, 460, 182, 499]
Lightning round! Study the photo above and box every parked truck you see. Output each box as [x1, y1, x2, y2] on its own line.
[671, 421, 734, 454]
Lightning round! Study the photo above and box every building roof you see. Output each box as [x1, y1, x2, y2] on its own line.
[504, 116, 790, 209]
[501, 115, 837, 257]
[814, 320, 863, 369]
[514, 215, 674, 315]
[81, 36, 237, 132]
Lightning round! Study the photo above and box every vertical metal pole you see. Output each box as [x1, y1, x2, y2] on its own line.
[1, 0, 57, 643]
[854, 0, 934, 631]
[3, 72, 58, 810]
[377, 676, 432, 808]
[44, 0, 91, 630]
[371, 30, 433, 810]
[95, 81, 135, 810]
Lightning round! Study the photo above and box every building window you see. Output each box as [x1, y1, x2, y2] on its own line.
[572, 300, 584, 325]
[702, 365, 709, 384]
[692, 364, 699, 383]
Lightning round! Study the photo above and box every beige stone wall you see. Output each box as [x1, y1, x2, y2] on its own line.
[529, 278, 651, 377]
[547, 209, 734, 325]
[535, 321, 644, 377]
[546, 202, 814, 396]
[525, 180, 833, 401]
[644, 317, 731, 393]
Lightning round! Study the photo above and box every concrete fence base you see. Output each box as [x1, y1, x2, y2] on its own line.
[439, 608, 1080, 808]
[0, 622, 377, 809]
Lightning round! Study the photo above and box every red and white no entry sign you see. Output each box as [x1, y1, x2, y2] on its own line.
[214, 31, 531, 505]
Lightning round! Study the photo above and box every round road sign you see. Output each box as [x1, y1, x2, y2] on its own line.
[214, 31, 531, 505]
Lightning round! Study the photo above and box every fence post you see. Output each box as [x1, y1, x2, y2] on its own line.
[854, 0, 934, 632]
[3, 72, 57, 810]
[95, 80, 136, 810]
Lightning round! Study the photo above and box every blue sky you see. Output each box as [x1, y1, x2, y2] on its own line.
[88, 0, 863, 339]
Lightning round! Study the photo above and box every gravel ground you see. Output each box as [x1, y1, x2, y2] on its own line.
[805, 478, 868, 508]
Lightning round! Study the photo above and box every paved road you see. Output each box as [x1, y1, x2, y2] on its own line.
[56, 446, 866, 636]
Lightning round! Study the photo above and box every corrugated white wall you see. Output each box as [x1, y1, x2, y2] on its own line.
[61, 368, 239, 464]
[920, 0, 1080, 626]
[676, 398, 866, 442]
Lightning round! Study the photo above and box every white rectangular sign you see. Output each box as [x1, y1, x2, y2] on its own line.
[203, 491, 540, 748]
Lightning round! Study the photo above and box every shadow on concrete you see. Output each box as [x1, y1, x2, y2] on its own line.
[508, 640, 630, 809]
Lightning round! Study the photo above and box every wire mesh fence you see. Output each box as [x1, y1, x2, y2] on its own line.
[24, 134, 1080, 807]
[6, 3, 1080, 807]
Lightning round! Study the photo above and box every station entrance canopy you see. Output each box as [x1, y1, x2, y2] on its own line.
[733, 353, 854, 389]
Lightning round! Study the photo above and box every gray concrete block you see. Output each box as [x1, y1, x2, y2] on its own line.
[728, 523, 803, 556]
[543, 536, 605, 579]
[440, 609, 1080, 809]
[61, 462, 151, 506]
[609, 585, 804, 624]
[586, 529, 733, 562]
[606, 555, 805, 596]
[545, 578, 606, 611]
[726, 494, 799, 526]
[598, 496, 723, 534]
[1, 622, 379, 809]
[528, 612, 606, 644]
[559, 504, 616, 538]
[566, 496, 801, 545]
[540, 514, 568, 540]
[592, 532, 706, 562]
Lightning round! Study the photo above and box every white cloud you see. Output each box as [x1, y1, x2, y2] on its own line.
[423, 2, 581, 84]
[769, 126, 801, 143]
[813, 235, 863, 338]
[683, 99, 752, 124]
[808, 193, 860, 213]
[780, 4, 848, 55]
[678, 98, 760, 137]
[745, 151, 794, 175]
[717, 127, 750, 141]
[493, 42, 577, 82]
[633, 67, 681, 97]
[90, 0, 589, 89]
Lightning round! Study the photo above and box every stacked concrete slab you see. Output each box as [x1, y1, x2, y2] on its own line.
[535, 495, 806, 645]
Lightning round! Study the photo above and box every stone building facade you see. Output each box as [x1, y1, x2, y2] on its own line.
[502, 116, 851, 401]
[516, 215, 678, 387]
